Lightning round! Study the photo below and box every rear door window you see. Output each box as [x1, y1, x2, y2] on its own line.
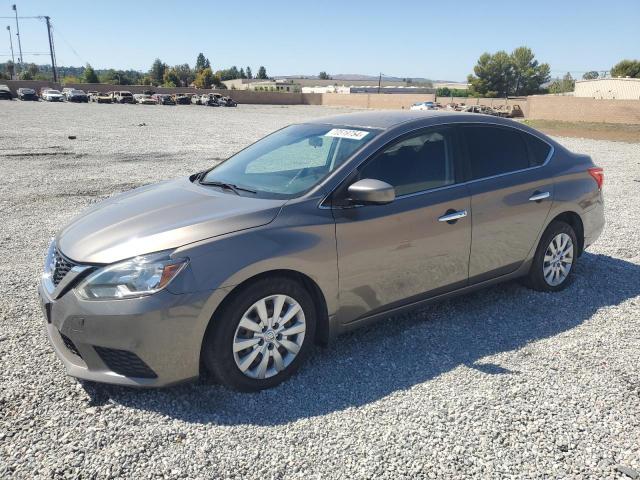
[463, 126, 529, 180]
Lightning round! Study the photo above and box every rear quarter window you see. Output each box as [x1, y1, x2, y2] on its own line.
[523, 133, 552, 166]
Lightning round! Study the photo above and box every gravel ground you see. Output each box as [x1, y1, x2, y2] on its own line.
[1, 102, 639, 479]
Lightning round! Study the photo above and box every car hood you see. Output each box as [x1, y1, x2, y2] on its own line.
[57, 177, 286, 264]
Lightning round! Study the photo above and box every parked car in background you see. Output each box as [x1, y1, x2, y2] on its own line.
[91, 92, 112, 104]
[63, 89, 89, 103]
[410, 101, 437, 111]
[41, 89, 64, 102]
[152, 94, 176, 105]
[0, 84, 14, 100]
[219, 96, 238, 107]
[494, 104, 524, 118]
[38, 111, 605, 391]
[111, 91, 134, 104]
[200, 93, 219, 106]
[191, 94, 201, 105]
[174, 94, 191, 105]
[134, 94, 157, 105]
[461, 105, 496, 115]
[17, 87, 38, 101]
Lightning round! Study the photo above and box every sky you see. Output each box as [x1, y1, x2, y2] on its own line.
[1, 0, 638, 81]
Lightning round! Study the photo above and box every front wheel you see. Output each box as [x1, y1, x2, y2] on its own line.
[202, 277, 316, 391]
[525, 221, 578, 292]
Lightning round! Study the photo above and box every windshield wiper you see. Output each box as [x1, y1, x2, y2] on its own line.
[199, 180, 257, 195]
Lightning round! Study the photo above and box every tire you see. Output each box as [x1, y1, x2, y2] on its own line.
[524, 220, 578, 292]
[202, 276, 316, 392]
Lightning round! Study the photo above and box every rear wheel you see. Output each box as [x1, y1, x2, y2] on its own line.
[525, 221, 578, 292]
[202, 277, 316, 391]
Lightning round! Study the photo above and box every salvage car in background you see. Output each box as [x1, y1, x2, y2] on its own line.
[219, 95, 238, 107]
[152, 94, 176, 105]
[41, 89, 64, 102]
[62, 88, 89, 103]
[39, 111, 604, 392]
[174, 94, 191, 105]
[111, 91, 135, 104]
[493, 104, 525, 118]
[91, 92, 112, 104]
[17, 88, 38, 101]
[0, 84, 14, 100]
[191, 94, 201, 105]
[200, 93, 220, 106]
[133, 94, 157, 105]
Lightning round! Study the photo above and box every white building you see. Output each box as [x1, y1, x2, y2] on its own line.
[574, 77, 640, 100]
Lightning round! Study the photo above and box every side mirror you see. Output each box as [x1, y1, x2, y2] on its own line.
[347, 179, 395, 205]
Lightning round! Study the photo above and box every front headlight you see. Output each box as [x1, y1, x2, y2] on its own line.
[76, 251, 188, 300]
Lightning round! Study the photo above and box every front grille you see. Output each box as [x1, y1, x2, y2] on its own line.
[52, 249, 78, 286]
[60, 332, 82, 358]
[94, 346, 157, 379]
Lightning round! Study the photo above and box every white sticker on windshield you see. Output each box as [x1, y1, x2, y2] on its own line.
[324, 128, 370, 140]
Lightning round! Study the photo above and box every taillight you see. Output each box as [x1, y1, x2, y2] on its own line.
[588, 167, 604, 190]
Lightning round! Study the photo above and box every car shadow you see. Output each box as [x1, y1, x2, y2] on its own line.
[82, 252, 640, 425]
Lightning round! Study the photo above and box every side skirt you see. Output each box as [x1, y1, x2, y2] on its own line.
[331, 259, 533, 337]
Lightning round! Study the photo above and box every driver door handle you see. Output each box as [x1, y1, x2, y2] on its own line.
[438, 209, 468, 223]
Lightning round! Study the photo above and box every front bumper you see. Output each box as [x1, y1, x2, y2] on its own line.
[38, 280, 216, 387]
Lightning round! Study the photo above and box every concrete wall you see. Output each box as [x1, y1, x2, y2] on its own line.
[4, 80, 59, 94]
[321, 93, 436, 109]
[527, 96, 640, 124]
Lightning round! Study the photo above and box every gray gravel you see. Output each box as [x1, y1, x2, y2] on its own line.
[1, 102, 639, 479]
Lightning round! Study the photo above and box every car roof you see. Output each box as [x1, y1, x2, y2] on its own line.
[304, 110, 508, 130]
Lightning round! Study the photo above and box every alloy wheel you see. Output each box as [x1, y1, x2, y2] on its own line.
[543, 233, 574, 286]
[232, 294, 306, 379]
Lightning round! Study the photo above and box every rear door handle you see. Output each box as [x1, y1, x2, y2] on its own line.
[529, 191, 550, 202]
[438, 209, 468, 224]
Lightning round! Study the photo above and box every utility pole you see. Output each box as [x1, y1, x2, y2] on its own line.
[44, 16, 57, 83]
[6, 26, 15, 78]
[377, 72, 382, 94]
[11, 4, 23, 66]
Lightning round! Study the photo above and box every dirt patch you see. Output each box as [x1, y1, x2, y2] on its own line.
[522, 120, 640, 143]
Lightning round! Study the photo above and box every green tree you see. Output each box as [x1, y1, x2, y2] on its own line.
[548, 73, 575, 94]
[2, 60, 15, 79]
[319, 71, 331, 80]
[194, 67, 214, 89]
[62, 75, 81, 84]
[150, 58, 166, 85]
[468, 51, 513, 97]
[257, 66, 268, 79]
[239, 67, 246, 79]
[611, 59, 640, 78]
[174, 63, 194, 86]
[162, 67, 180, 87]
[246, 66, 252, 79]
[82, 64, 99, 83]
[195, 53, 210, 72]
[510, 46, 550, 96]
[468, 46, 549, 97]
[19, 63, 39, 80]
[582, 71, 599, 80]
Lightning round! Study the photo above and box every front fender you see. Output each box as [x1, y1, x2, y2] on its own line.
[172, 198, 339, 317]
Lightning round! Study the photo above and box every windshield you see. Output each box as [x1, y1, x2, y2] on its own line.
[201, 124, 378, 199]
[48, 90, 61, 94]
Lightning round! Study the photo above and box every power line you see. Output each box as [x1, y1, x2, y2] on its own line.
[49, 23, 85, 65]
